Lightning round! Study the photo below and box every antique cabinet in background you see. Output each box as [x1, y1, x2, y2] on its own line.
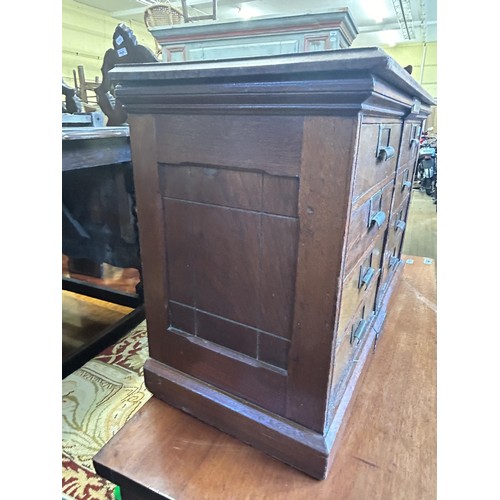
[110, 48, 434, 479]
[148, 10, 358, 62]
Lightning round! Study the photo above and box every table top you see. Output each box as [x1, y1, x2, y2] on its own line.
[62, 126, 131, 171]
[93, 255, 436, 500]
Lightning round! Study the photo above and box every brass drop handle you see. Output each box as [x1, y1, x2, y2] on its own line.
[360, 267, 375, 289]
[395, 220, 406, 232]
[370, 211, 386, 228]
[377, 145, 395, 161]
[410, 137, 420, 147]
[402, 180, 412, 189]
[352, 319, 368, 345]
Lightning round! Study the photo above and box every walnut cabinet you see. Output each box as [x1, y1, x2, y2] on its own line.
[110, 48, 434, 479]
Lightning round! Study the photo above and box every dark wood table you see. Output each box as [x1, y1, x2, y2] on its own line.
[62, 126, 132, 171]
[93, 256, 436, 500]
[62, 126, 144, 377]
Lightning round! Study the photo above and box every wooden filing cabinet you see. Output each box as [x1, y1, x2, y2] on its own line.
[109, 48, 434, 479]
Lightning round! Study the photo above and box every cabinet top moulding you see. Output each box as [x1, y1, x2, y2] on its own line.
[109, 48, 435, 118]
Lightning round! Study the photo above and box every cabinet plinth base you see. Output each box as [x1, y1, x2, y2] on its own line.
[145, 358, 330, 479]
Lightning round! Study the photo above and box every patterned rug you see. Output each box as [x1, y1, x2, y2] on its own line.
[62, 320, 152, 500]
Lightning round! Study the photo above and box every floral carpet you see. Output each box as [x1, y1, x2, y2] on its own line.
[62, 321, 152, 500]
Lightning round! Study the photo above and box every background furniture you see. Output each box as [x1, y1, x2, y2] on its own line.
[148, 10, 357, 62]
[93, 257, 436, 498]
[107, 48, 434, 479]
[62, 125, 144, 377]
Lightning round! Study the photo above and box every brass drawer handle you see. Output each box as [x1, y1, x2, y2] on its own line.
[377, 145, 395, 161]
[352, 319, 368, 345]
[370, 210, 386, 228]
[395, 220, 406, 232]
[360, 267, 375, 289]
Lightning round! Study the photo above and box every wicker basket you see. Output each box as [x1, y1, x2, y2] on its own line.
[144, 2, 184, 29]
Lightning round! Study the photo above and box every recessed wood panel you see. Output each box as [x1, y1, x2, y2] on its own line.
[160, 164, 299, 217]
[194, 203, 261, 327]
[161, 166, 299, 369]
[262, 174, 299, 217]
[258, 333, 290, 370]
[155, 115, 304, 177]
[259, 215, 299, 339]
[197, 310, 258, 358]
[168, 300, 195, 335]
[161, 164, 262, 211]
[163, 200, 195, 305]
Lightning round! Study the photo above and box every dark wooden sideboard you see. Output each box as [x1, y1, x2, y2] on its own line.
[62, 126, 145, 377]
[106, 48, 435, 479]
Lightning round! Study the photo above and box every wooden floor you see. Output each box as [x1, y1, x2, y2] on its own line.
[402, 189, 437, 261]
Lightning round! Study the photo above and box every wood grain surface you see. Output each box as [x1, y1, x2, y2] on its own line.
[94, 255, 436, 500]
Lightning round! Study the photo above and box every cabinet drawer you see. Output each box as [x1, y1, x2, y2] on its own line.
[332, 283, 378, 390]
[387, 195, 411, 251]
[398, 121, 421, 169]
[377, 217, 406, 308]
[392, 168, 413, 217]
[377, 248, 400, 310]
[338, 234, 384, 338]
[346, 180, 393, 271]
[353, 122, 402, 202]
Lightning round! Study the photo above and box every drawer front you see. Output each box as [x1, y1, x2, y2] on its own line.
[387, 195, 411, 251]
[338, 233, 384, 338]
[353, 122, 402, 202]
[377, 250, 398, 310]
[393, 167, 414, 214]
[377, 223, 405, 309]
[398, 121, 422, 169]
[332, 283, 378, 390]
[346, 180, 393, 272]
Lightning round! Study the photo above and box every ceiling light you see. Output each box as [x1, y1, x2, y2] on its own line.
[360, 0, 390, 24]
[380, 29, 401, 47]
[237, 5, 257, 20]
